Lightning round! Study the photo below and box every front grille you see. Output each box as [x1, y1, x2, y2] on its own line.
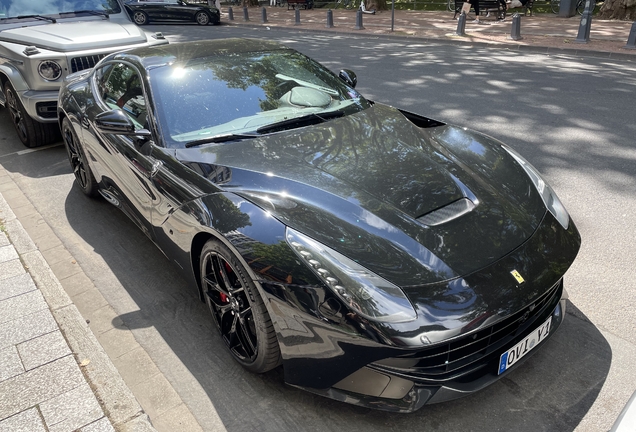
[373, 280, 562, 383]
[70, 54, 106, 73]
[36, 101, 57, 119]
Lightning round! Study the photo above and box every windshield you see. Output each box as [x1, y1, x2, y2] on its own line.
[0, 0, 121, 19]
[149, 50, 370, 148]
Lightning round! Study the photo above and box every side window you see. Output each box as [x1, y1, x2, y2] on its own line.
[101, 63, 147, 129]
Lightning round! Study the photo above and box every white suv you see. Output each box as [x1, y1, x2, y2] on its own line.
[0, 0, 168, 148]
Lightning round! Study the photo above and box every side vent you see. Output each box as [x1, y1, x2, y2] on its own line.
[417, 198, 475, 226]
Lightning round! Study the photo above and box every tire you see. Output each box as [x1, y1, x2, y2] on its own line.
[195, 11, 210, 25]
[61, 117, 99, 198]
[576, 0, 585, 14]
[201, 239, 281, 373]
[133, 11, 148, 25]
[550, 0, 559, 13]
[4, 81, 58, 148]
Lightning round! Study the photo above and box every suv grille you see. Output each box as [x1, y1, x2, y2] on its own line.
[372, 280, 562, 383]
[70, 54, 106, 73]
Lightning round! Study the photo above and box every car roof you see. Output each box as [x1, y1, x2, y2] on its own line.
[112, 39, 291, 70]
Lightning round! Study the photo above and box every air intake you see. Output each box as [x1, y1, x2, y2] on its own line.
[417, 198, 475, 226]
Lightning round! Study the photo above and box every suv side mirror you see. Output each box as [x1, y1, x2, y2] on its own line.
[339, 69, 357, 88]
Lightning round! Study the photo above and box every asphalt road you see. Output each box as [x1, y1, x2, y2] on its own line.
[1, 24, 635, 431]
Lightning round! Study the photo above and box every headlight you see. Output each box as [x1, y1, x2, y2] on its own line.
[38, 61, 62, 81]
[286, 228, 417, 323]
[503, 146, 570, 229]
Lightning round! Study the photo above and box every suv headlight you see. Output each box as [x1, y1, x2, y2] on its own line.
[503, 146, 570, 229]
[286, 228, 417, 323]
[38, 61, 62, 81]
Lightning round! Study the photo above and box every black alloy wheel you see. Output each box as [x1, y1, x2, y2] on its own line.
[195, 11, 210, 25]
[61, 117, 99, 197]
[4, 81, 58, 148]
[201, 240, 280, 373]
[133, 11, 148, 25]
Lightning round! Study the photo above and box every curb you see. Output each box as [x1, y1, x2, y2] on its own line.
[0, 183, 157, 432]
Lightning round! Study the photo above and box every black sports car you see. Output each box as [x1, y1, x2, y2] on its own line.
[57, 39, 581, 412]
[125, 0, 220, 25]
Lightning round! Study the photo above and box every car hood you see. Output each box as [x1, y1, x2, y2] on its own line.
[0, 21, 149, 51]
[176, 103, 546, 286]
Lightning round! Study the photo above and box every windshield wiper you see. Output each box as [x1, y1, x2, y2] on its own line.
[185, 133, 260, 148]
[256, 110, 345, 134]
[59, 10, 109, 18]
[16, 15, 57, 23]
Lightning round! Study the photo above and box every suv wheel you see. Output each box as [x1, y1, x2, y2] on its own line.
[4, 81, 59, 148]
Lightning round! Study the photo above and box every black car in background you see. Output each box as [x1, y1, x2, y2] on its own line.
[125, 0, 220, 25]
[57, 39, 581, 412]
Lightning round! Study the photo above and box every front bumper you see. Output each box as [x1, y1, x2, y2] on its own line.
[295, 284, 567, 413]
[20, 90, 59, 123]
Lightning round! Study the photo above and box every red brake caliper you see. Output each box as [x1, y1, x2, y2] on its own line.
[219, 261, 233, 303]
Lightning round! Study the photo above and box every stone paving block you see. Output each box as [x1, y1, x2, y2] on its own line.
[4, 219, 37, 255]
[130, 373, 183, 419]
[0, 309, 58, 350]
[0, 355, 85, 419]
[40, 383, 104, 432]
[74, 287, 109, 317]
[0, 407, 47, 432]
[86, 304, 124, 335]
[79, 417, 116, 432]
[0, 187, 30, 209]
[0, 346, 24, 383]
[0, 245, 18, 264]
[112, 346, 161, 388]
[41, 244, 75, 267]
[0, 200, 16, 223]
[152, 403, 204, 432]
[0, 259, 26, 282]
[21, 251, 72, 311]
[59, 271, 92, 298]
[49, 258, 82, 282]
[116, 414, 156, 432]
[17, 330, 71, 371]
[53, 305, 145, 426]
[10, 202, 38, 219]
[0, 233, 8, 247]
[0, 273, 36, 302]
[97, 327, 139, 360]
[0, 290, 48, 325]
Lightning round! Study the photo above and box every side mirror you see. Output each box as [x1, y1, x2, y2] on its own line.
[339, 69, 357, 88]
[95, 110, 151, 138]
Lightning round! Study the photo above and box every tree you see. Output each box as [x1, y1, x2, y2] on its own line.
[367, 0, 389, 11]
[597, 0, 636, 20]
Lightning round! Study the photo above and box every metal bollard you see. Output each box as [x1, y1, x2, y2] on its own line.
[354, 9, 364, 30]
[574, 0, 595, 43]
[294, 8, 301, 25]
[455, 11, 466, 36]
[326, 9, 334, 28]
[228, 6, 234, 20]
[625, 21, 636, 49]
[261, 6, 268, 23]
[508, 13, 522, 40]
[243, 6, 249, 21]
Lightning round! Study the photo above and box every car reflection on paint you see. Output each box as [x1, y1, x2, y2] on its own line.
[57, 39, 581, 412]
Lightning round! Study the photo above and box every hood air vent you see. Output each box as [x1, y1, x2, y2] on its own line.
[417, 198, 476, 227]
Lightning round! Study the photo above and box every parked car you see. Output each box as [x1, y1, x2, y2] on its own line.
[124, 0, 220, 26]
[0, 0, 168, 148]
[57, 39, 581, 412]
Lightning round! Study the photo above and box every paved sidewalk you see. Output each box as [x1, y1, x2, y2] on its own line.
[0, 184, 155, 431]
[223, 7, 636, 58]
